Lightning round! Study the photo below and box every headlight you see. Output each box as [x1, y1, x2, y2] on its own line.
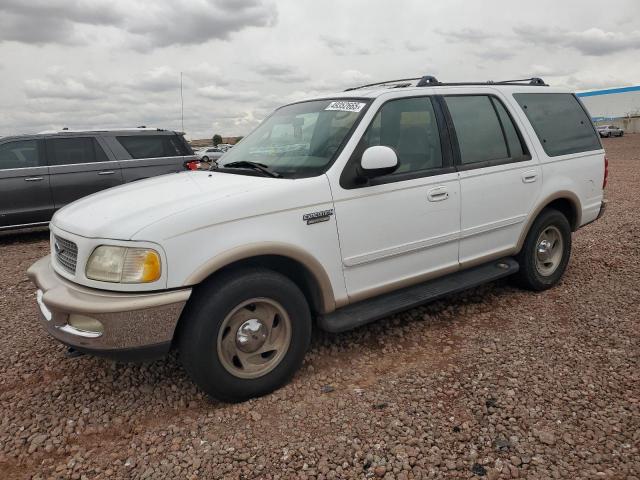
[86, 246, 161, 283]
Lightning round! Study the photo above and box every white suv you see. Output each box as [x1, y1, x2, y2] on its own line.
[28, 76, 606, 402]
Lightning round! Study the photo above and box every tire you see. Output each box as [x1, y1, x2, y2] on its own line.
[201, 156, 209, 162]
[619, 131, 624, 137]
[513, 209, 572, 291]
[178, 267, 312, 402]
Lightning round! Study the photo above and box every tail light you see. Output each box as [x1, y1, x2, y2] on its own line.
[603, 156, 608, 189]
[185, 160, 200, 171]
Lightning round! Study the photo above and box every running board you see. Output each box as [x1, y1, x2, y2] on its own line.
[318, 257, 519, 333]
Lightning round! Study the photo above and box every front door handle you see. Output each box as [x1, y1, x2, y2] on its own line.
[98, 170, 115, 176]
[427, 186, 449, 202]
[522, 171, 538, 183]
[24, 177, 44, 182]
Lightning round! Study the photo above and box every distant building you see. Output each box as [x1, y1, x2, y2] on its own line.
[577, 86, 640, 133]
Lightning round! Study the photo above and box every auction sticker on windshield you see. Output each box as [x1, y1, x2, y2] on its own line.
[325, 101, 366, 112]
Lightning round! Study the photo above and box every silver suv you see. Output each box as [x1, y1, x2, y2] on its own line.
[0, 128, 196, 230]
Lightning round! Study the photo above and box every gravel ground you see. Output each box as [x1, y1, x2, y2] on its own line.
[1, 135, 639, 480]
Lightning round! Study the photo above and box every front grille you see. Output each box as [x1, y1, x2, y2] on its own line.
[54, 235, 78, 274]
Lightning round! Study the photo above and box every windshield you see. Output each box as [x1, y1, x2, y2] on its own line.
[217, 99, 369, 178]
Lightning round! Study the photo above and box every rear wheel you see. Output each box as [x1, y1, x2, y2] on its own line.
[201, 156, 209, 162]
[513, 209, 572, 291]
[178, 267, 312, 402]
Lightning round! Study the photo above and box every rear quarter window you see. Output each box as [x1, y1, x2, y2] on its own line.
[117, 134, 188, 159]
[514, 93, 601, 157]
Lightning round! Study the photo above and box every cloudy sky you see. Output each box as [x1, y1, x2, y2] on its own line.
[1, 0, 639, 139]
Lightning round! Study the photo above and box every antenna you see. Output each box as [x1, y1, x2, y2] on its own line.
[180, 72, 184, 133]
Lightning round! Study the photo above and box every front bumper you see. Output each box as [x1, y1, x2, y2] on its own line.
[27, 256, 192, 360]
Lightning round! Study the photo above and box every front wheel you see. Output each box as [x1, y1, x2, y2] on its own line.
[201, 156, 209, 162]
[513, 209, 572, 291]
[178, 267, 312, 402]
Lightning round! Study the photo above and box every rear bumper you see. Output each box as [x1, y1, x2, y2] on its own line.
[27, 256, 191, 360]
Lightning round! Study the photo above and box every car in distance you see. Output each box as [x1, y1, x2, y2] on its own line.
[596, 125, 624, 137]
[0, 128, 196, 230]
[196, 147, 225, 162]
[28, 76, 606, 402]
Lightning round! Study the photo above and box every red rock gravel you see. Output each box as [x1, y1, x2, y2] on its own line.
[0, 136, 638, 479]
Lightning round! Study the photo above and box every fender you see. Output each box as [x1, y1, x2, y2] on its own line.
[183, 242, 337, 313]
[516, 191, 582, 252]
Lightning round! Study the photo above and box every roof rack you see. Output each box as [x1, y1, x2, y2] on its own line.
[35, 127, 170, 135]
[344, 77, 422, 91]
[345, 75, 548, 91]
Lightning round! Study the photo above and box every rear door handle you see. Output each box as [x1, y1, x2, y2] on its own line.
[98, 170, 115, 176]
[24, 177, 43, 182]
[522, 171, 538, 183]
[427, 186, 449, 202]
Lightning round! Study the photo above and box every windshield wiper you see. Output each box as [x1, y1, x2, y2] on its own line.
[218, 160, 282, 178]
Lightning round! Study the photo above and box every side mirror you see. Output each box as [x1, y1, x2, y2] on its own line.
[360, 146, 398, 177]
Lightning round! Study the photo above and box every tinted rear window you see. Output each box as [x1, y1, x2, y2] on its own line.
[117, 134, 188, 159]
[444, 96, 508, 164]
[514, 93, 601, 157]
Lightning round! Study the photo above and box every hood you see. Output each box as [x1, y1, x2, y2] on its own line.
[53, 171, 279, 240]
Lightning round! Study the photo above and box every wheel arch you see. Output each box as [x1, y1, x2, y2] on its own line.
[516, 192, 581, 252]
[183, 243, 336, 315]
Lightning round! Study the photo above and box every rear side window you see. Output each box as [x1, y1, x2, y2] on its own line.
[48, 137, 108, 165]
[444, 95, 528, 165]
[0, 140, 41, 170]
[117, 134, 188, 159]
[493, 100, 525, 159]
[514, 93, 601, 156]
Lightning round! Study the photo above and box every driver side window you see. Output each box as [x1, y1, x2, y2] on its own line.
[363, 97, 443, 174]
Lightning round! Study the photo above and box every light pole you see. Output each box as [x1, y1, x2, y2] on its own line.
[180, 72, 185, 133]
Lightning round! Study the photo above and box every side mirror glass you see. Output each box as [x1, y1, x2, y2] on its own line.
[360, 146, 398, 177]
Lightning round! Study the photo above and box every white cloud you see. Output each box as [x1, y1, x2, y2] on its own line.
[198, 85, 261, 102]
[0, 0, 277, 50]
[514, 26, 640, 56]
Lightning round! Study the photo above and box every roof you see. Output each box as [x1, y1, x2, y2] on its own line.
[577, 85, 640, 98]
[36, 127, 174, 134]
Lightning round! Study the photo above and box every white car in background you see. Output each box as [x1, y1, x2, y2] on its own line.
[196, 147, 225, 162]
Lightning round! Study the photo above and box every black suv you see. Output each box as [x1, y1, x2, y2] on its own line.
[0, 128, 195, 230]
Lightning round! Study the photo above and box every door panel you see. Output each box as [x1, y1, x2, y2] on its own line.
[46, 137, 124, 209]
[458, 161, 540, 263]
[0, 166, 53, 227]
[0, 139, 53, 228]
[335, 174, 461, 300]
